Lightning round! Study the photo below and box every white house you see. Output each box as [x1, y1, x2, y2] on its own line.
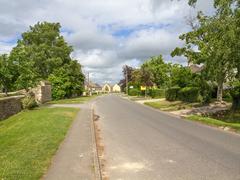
[112, 84, 121, 92]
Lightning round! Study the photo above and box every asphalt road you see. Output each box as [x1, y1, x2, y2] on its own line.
[94, 95, 240, 180]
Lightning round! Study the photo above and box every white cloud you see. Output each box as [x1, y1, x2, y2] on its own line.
[0, 0, 214, 84]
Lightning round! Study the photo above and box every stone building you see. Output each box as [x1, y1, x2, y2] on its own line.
[112, 84, 121, 92]
[102, 84, 112, 93]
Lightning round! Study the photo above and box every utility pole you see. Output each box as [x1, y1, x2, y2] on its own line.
[87, 72, 91, 96]
[125, 66, 128, 95]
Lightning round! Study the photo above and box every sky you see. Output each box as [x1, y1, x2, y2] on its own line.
[0, 0, 213, 84]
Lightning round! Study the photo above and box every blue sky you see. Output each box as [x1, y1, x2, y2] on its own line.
[0, 0, 213, 84]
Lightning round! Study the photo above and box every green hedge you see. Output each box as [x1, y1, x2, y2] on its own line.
[230, 81, 240, 111]
[166, 87, 180, 101]
[148, 89, 165, 98]
[178, 87, 201, 102]
[128, 88, 141, 96]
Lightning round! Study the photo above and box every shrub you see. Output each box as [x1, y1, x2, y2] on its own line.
[128, 88, 141, 96]
[148, 89, 165, 98]
[178, 87, 201, 102]
[21, 93, 38, 110]
[166, 87, 180, 101]
[230, 81, 240, 111]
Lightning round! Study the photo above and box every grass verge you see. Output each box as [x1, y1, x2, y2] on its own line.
[0, 107, 79, 179]
[48, 95, 98, 104]
[186, 115, 240, 132]
[145, 100, 202, 111]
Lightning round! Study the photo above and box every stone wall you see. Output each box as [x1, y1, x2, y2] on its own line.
[33, 81, 52, 104]
[0, 96, 24, 120]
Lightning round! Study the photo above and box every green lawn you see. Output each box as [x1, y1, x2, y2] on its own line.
[186, 115, 240, 132]
[145, 100, 202, 111]
[48, 95, 99, 104]
[0, 107, 79, 180]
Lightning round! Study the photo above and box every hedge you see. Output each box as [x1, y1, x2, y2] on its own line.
[128, 88, 141, 96]
[178, 87, 201, 102]
[230, 81, 240, 111]
[166, 87, 180, 101]
[148, 89, 165, 98]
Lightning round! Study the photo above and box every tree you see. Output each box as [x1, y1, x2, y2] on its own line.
[169, 64, 193, 88]
[119, 65, 134, 91]
[48, 60, 85, 99]
[172, 9, 236, 102]
[0, 54, 16, 94]
[10, 22, 74, 90]
[8, 22, 85, 98]
[142, 55, 171, 88]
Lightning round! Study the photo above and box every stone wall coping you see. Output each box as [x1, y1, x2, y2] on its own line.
[0, 95, 25, 101]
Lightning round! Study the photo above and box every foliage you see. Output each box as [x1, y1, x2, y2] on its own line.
[173, 0, 239, 102]
[7, 22, 84, 99]
[165, 87, 181, 101]
[21, 91, 38, 109]
[169, 64, 193, 88]
[48, 60, 84, 100]
[128, 88, 141, 96]
[148, 89, 165, 98]
[230, 81, 240, 111]
[142, 56, 171, 88]
[0, 107, 78, 179]
[178, 87, 201, 102]
[0, 54, 16, 94]
[119, 65, 135, 91]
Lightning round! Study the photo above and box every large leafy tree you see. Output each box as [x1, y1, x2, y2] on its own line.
[9, 22, 85, 99]
[141, 55, 171, 88]
[169, 64, 193, 88]
[172, 3, 237, 102]
[10, 22, 74, 89]
[48, 60, 84, 99]
[0, 54, 17, 94]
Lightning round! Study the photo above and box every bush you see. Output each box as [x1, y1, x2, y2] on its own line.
[128, 88, 141, 96]
[166, 87, 180, 101]
[21, 93, 38, 110]
[178, 87, 201, 102]
[230, 81, 240, 111]
[148, 89, 165, 98]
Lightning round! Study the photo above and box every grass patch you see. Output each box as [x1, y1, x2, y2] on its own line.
[48, 95, 98, 104]
[145, 100, 202, 111]
[211, 110, 240, 123]
[0, 107, 79, 179]
[186, 115, 240, 132]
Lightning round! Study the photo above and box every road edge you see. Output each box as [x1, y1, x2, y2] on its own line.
[90, 103, 102, 180]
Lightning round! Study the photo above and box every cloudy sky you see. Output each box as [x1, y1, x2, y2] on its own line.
[0, 0, 213, 84]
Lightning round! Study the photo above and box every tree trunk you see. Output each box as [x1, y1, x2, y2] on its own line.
[217, 80, 223, 102]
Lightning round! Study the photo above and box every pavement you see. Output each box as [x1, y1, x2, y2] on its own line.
[94, 94, 240, 180]
[43, 101, 100, 180]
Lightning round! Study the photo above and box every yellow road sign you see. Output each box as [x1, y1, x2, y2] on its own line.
[140, 86, 146, 91]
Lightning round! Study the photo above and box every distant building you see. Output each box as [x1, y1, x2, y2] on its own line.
[102, 84, 112, 93]
[85, 81, 102, 94]
[188, 62, 204, 73]
[102, 83, 121, 93]
[112, 84, 121, 92]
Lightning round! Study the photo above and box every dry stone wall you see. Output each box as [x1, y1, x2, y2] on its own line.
[0, 96, 24, 120]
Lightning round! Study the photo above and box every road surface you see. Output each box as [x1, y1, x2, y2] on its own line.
[94, 95, 240, 180]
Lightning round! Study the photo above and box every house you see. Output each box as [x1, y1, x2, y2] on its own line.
[102, 83, 121, 93]
[102, 84, 111, 93]
[112, 84, 121, 92]
[85, 81, 102, 94]
[188, 62, 204, 73]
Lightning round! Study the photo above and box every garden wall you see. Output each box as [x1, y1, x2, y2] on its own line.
[33, 81, 52, 103]
[0, 96, 24, 120]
